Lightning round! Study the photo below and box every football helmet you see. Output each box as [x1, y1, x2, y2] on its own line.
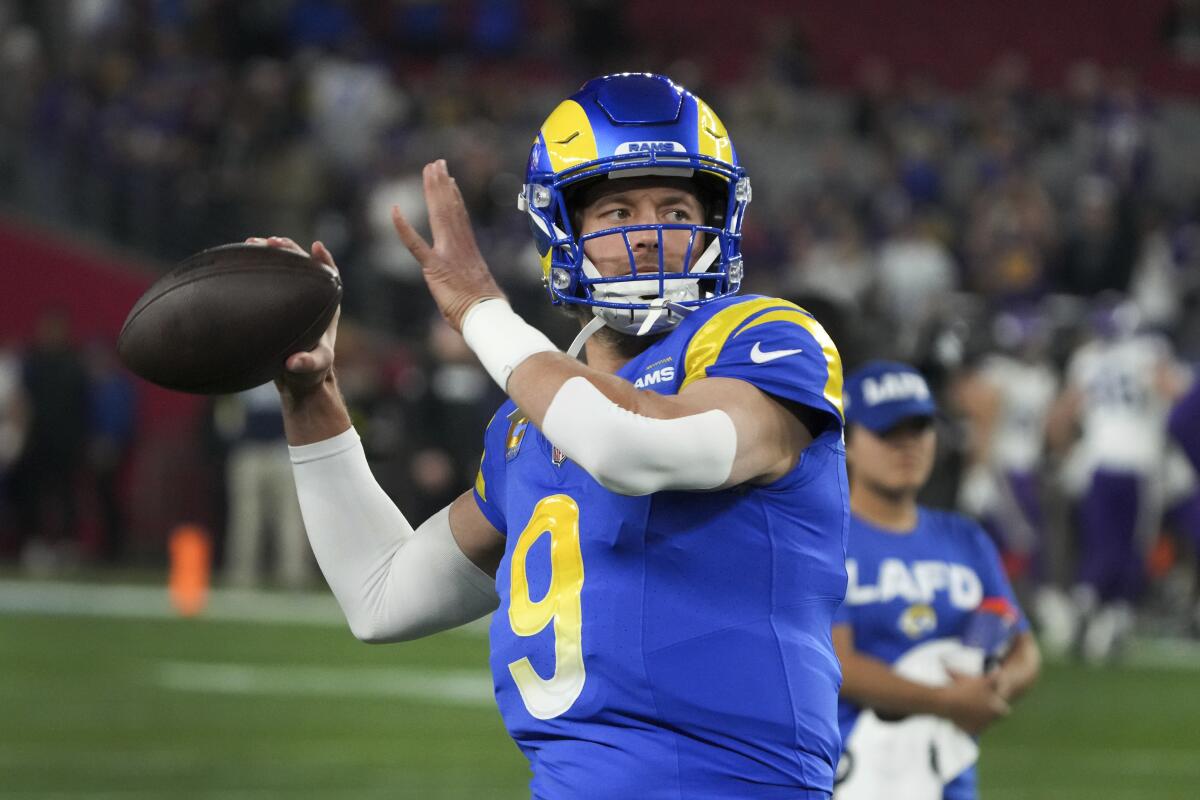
[519, 73, 750, 337]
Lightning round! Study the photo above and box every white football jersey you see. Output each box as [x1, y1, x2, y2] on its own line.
[979, 355, 1058, 472]
[1066, 334, 1173, 471]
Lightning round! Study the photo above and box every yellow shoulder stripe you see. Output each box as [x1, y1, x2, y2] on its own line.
[680, 298, 795, 390]
[474, 452, 487, 500]
[734, 310, 844, 419]
[680, 298, 844, 419]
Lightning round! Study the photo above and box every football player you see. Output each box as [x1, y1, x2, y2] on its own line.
[265, 74, 849, 798]
[951, 309, 1074, 652]
[833, 362, 1040, 800]
[1049, 298, 1196, 661]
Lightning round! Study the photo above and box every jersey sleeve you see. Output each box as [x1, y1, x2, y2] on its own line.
[472, 404, 511, 535]
[679, 297, 844, 427]
[967, 520, 1031, 634]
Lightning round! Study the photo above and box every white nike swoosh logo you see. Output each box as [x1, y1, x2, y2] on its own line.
[750, 341, 803, 364]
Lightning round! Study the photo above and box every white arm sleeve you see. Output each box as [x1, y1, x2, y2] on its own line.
[289, 428, 498, 643]
[541, 376, 737, 496]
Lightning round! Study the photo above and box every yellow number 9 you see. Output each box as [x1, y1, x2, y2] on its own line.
[508, 494, 586, 720]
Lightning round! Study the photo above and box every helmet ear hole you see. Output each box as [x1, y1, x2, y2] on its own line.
[692, 172, 729, 228]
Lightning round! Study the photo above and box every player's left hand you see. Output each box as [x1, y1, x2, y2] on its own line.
[391, 159, 506, 332]
[986, 666, 1016, 702]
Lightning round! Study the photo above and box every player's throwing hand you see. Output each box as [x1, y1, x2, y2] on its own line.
[391, 159, 506, 332]
[245, 235, 341, 399]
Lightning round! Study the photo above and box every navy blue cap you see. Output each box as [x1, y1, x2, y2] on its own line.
[844, 361, 937, 433]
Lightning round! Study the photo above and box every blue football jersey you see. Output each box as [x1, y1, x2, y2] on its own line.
[833, 508, 1029, 798]
[473, 295, 850, 799]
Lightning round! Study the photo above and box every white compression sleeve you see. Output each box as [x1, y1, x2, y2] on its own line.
[541, 376, 737, 496]
[461, 298, 558, 390]
[289, 428, 498, 643]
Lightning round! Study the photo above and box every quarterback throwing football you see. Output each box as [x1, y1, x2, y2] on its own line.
[264, 74, 848, 799]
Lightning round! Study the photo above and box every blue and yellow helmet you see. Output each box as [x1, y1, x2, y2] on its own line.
[520, 73, 750, 336]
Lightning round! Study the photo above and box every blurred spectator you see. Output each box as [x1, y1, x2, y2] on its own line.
[0, 339, 27, 555]
[1089, 70, 1155, 193]
[214, 383, 308, 589]
[221, 58, 325, 246]
[305, 44, 407, 177]
[404, 318, 499, 521]
[784, 199, 874, 313]
[850, 57, 896, 143]
[874, 211, 957, 359]
[1161, 0, 1200, 64]
[12, 310, 88, 571]
[84, 341, 135, 563]
[965, 171, 1056, 302]
[1056, 174, 1138, 296]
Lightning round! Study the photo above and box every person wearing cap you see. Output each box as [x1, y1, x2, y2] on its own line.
[832, 361, 1040, 800]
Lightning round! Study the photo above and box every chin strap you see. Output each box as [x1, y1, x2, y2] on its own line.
[636, 298, 669, 337]
[568, 300, 698, 359]
[567, 314, 608, 359]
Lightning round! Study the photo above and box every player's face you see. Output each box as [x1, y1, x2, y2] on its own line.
[846, 417, 936, 497]
[576, 178, 707, 279]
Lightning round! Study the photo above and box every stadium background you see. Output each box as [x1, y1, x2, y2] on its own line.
[1, 1, 1199, 797]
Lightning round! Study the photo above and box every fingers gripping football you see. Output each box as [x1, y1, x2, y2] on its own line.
[390, 160, 505, 332]
[247, 236, 341, 397]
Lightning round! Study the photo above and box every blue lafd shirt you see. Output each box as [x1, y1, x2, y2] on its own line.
[473, 295, 850, 799]
[833, 509, 1029, 799]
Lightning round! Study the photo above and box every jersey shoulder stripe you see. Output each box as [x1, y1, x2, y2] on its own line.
[679, 295, 844, 420]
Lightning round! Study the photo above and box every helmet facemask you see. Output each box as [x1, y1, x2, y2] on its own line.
[522, 73, 749, 340]
[521, 159, 749, 337]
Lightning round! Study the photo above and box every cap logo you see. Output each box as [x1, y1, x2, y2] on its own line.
[862, 372, 930, 406]
[615, 141, 684, 155]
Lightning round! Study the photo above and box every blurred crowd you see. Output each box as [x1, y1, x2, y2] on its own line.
[1, 1, 1200, 655]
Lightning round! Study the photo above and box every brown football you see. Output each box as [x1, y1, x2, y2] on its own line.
[118, 243, 342, 394]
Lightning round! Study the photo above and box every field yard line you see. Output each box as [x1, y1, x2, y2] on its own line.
[987, 742, 1200, 772]
[0, 579, 490, 635]
[1122, 636, 1200, 670]
[154, 660, 496, 706]
[5, 580, 1200, 670]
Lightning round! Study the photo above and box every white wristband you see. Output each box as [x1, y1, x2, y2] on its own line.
[461, 298, 559, 390]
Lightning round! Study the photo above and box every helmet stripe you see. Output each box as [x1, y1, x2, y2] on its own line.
[696, 98, 733, 165]
[541, 100, 600, 173]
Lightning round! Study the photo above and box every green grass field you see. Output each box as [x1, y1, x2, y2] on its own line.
[2, 583, 1199, 799]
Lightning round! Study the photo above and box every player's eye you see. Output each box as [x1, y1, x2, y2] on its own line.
[601, 207, 631, 220]
[665, 208, 693, 222]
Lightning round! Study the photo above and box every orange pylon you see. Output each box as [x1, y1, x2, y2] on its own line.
[169, 524, 211, 617]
